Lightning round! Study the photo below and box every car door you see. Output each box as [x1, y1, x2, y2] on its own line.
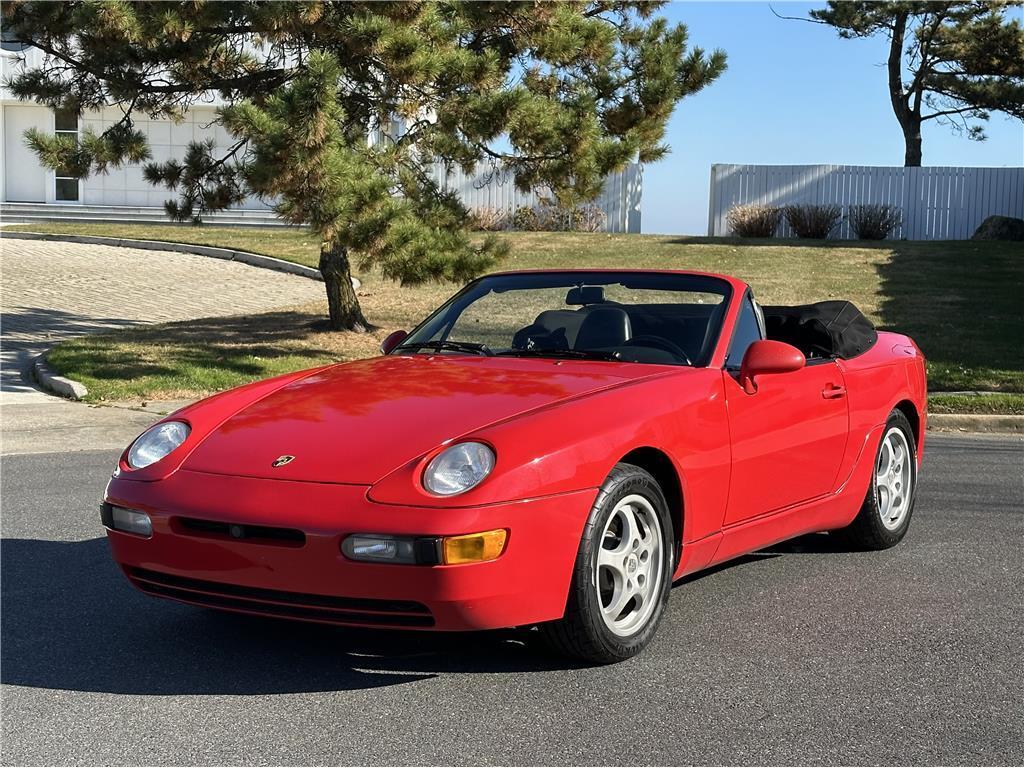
[722, 293, 850, 526]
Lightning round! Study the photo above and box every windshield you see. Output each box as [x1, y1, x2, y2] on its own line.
[396, 272, 732, 366]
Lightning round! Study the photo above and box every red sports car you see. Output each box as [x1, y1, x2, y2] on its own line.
[102, 269, 926, 663]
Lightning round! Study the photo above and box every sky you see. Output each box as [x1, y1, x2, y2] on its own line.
[643, 1, 1024, 235]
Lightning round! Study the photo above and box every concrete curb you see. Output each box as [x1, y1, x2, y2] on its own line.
[928, 413, 1024, 434]
[0, 230, 362, 289]
[32, 353, 88, 400]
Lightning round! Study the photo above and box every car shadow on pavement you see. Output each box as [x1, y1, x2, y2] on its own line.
[673, 532, 856, 588]
[765, 531, 856, 554]
[0, 537, 583, 696]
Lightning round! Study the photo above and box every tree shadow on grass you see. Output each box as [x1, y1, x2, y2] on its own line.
[874, 240, 1024, 390]
[52, 310, 353, 384]
[1, 306, 152, 393]
[661, 237, 1024, 390]
[85, 310, 338, 350]
[0, 537, 582, 697]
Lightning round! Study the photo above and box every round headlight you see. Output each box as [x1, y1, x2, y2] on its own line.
[423, 442, 495, 496]
[127, 421, 190, 469]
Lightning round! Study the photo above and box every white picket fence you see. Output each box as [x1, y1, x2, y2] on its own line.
[431, 161, 643, 233]
[707, 164, 1024, 240]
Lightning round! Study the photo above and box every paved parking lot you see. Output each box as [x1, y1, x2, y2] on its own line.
[1, 434, 1021, 765]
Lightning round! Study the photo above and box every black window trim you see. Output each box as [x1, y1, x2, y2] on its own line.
[396, 271, 735, 368]
[724, 288, 764, 372]
[724, 289, 840, 370]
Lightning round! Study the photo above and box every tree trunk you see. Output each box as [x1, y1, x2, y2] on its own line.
[902, 120, 923, 167]
[885, 9, 923, 167]
[319, 243, 370, 332]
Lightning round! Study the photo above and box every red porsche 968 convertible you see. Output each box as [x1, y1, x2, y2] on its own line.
[102, 270, 926, 663]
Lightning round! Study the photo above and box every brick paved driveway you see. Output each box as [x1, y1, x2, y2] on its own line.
[1, 237, 322, 403]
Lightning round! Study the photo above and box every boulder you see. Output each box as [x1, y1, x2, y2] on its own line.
[971, 215, 1024, 241]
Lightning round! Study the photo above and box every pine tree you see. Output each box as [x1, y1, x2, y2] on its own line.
[809, 1, 1024, 167]
[4, 1, 726, 330]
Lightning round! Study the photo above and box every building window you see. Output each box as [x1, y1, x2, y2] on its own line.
[1, 24, 30, 52]
[53, 108, 80, 202]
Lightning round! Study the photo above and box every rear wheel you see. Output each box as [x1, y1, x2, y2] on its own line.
[837, 409, 918, 550]
[540, 463, 673, 664]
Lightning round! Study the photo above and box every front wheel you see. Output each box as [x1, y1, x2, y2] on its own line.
[836, 409, 918, 550]
[540, 463, 674, 664]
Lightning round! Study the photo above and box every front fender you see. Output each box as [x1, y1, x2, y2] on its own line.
[112, 365, 336, 482]
[367, 368, 731, 544]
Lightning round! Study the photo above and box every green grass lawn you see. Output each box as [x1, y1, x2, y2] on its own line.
[928, 393, 1024, 415]
[14, 222, 1022, 404]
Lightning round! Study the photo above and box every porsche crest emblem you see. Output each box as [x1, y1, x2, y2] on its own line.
[271, 455, 296, 468]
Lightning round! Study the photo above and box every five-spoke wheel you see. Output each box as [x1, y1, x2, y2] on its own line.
[875, 427, 913, 531]
[596, 494, 665, 637]
[838, 408, 918, 549]
[541, 463, 674, 664]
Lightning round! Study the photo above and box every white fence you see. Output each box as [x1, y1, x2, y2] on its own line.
[707, 164, 1024, 240]
[432, 162, 642, 233]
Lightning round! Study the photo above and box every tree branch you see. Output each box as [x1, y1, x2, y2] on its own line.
[17, 36, 296, 98]
[887, 10, 912, 120]
[922, 105, 986, 121]
[474, 142, 563, 163]
[768, 5, 831, 25]
[906, 9, 949, 108]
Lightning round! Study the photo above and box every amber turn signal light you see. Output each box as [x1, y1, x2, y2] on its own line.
[441, 529, 507, 565]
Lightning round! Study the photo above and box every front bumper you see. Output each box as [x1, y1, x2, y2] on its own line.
[103, 470, 596, 631]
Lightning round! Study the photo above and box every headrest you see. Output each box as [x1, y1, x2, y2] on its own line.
[575, 306, 632, 349]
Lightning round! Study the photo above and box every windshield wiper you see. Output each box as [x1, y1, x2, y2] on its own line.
[396, 340, 494, 356]
[499, 348, 621, 361]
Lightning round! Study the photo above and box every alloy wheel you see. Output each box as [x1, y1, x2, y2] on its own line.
[876, 427, 913, 530]
[594, 493, 665, 637]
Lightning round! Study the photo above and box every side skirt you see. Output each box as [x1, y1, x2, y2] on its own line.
[704, 422, 885, 568]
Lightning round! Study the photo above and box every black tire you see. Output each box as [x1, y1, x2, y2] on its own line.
[539, 463, 674, 664]
[836, 409, 918, 550]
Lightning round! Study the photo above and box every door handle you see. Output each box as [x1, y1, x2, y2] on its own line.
[822, 384, 846, 399]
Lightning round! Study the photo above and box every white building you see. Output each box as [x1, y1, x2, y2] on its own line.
[1, 41, 641, 231]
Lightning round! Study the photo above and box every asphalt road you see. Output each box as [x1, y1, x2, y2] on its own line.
[2, 435, 1022, 766]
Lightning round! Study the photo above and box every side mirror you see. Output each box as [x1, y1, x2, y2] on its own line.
[739, 340, 805, 394]
[380, 330, 408, 355]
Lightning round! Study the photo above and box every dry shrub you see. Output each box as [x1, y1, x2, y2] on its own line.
[467, 206, 509, 231]
[546, 203, 607, 232]
[577, 204, 608, 233]
[848, 204, 902, 240]
[784, 204, 842, 239]
[727, 204, 783, 238]
[511, 203, 608, 232]
[512, 205, 543, 231]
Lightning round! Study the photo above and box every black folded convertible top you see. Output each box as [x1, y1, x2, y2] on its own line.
[762, 301, 877, 360]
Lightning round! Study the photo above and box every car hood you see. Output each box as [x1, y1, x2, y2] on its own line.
[181, 354, 665, 483]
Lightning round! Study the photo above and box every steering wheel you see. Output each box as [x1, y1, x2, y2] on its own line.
[625, 335, 692, 365]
